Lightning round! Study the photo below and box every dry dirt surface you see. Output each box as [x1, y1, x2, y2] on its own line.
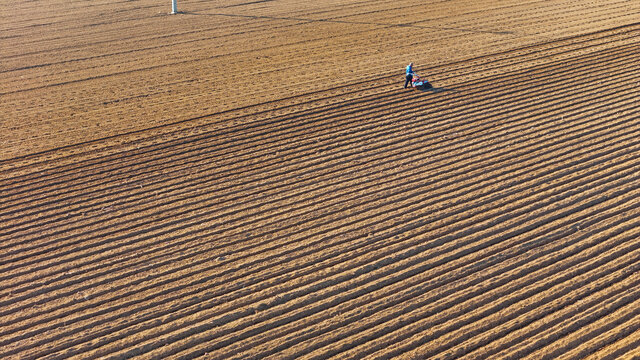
[2, 0, 640, 359]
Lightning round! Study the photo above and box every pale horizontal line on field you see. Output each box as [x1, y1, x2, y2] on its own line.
[217, 0, 275, 8]
[188, 11, 516, 35]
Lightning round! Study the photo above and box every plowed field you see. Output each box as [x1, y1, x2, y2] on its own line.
[1, 0, 640, 359]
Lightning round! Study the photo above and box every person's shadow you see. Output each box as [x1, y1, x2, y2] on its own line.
[416, 85, 458, 93]
[410, 79, 458, 93]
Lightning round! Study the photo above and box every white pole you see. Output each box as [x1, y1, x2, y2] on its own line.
[171, 0, 178, 14]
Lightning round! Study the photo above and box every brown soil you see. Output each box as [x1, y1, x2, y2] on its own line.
[1, 0, 639, 359]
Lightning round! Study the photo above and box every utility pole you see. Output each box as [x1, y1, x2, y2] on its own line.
[171, 0, 178, 14]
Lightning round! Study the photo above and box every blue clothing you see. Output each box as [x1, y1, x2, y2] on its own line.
[406, 64, 413, 75]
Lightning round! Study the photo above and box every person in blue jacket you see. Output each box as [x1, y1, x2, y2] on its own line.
[404, 62, 414, 88]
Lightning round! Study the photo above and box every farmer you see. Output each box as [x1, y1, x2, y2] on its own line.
[404, 62, 414, 88]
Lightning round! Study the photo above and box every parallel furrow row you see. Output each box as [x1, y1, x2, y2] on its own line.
[2, 87, 636, 358]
